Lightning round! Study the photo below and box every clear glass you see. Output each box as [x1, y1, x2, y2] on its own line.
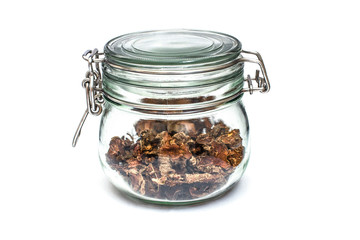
[98, 29, 249, 204]
[99, 99, 250, 204]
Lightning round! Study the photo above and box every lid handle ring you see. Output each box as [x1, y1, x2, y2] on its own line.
[72, 49, 104, 147]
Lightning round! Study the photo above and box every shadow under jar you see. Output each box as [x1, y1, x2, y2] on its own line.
[73, 29, 270, 205]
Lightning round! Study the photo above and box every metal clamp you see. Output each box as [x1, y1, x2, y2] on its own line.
[239, 50, 270, 94]
[72, 49, 104, 147]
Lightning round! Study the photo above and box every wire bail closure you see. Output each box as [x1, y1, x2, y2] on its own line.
[239, 50, 270, 94]
[72, 49, 104, 147]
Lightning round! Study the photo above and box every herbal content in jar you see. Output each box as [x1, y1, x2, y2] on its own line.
[106, 118, 244, 200]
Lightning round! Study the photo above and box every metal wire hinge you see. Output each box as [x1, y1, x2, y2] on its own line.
[239, 50, 271, 94]
[72, 49, 104, 147]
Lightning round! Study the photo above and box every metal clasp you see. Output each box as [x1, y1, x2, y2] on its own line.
[72, 49, 104, 147]
[239, 50, 270, 94]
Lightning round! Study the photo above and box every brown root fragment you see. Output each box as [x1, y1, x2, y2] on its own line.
[216, 129, 242, 149]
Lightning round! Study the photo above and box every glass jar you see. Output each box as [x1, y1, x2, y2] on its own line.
[73, 29, 270, 205]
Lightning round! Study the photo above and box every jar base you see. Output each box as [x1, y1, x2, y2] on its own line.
[120, 180, 241, 206]
[100, 154, 249, 205]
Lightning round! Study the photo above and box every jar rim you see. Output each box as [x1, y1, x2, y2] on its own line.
[104, 29, 242, 72]
[101, 30, 245, 111]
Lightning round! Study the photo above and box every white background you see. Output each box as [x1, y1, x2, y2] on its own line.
[1, 0, 359, 239]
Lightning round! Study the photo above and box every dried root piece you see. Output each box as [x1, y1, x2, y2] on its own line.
[107, 136, 134, 163]
[167, 120, 197, 137]
[216, 129, 242, 149]
[135, 120, 167, 135]
[210, 121, 230, 138]
[227, 146, 244, 166]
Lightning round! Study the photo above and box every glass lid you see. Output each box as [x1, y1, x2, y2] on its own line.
[104, 29, 242, 67]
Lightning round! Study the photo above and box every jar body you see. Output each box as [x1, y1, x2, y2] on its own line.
[72, 29, 270, 205]
[99, 98, 250, 204]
